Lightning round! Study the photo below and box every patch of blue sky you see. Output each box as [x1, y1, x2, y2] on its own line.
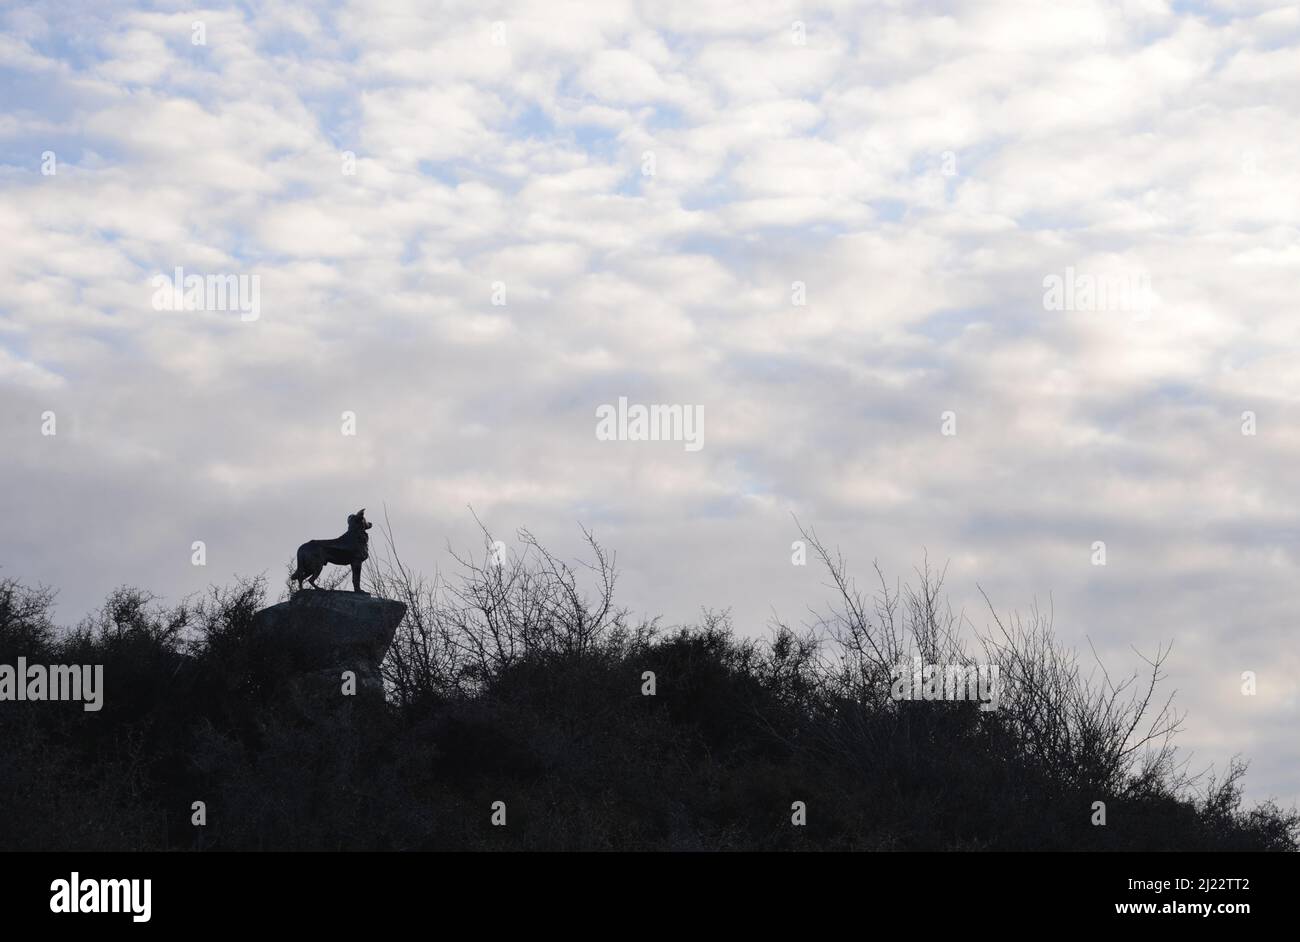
[729, 460, 774, 500]
[569, 498, 634, 528]
[0, 135, 106, 173]
[0, 66, 99, 125]
[645, 104, 686, 131]
[667, 233, 749, 267]
[1015, 209, 1092, 232]
[0, 329, 32, 360]
[1169, 0, 1239, 26]
[21, 26, 107, 72]
[507, 102, 555, 140]
[612, 172, 643, 196]
[929, 137, 1008, 180]
[416, 160, 459, 186]
[504, 100, 625, 164]
[912, 307, 995, 343]
[870, 198, 907, 223]
[299, 91, 363, 153]
[1145, 380, 1205, 407]
[251, 22, 346, 62]
[398, 238, 421, 266]
[1086, 384, 1207, 433]
[678, 173, 739, 212]
[719, 350, 820, 387]
[692, 491, 756, 518]
[955, 509, 1101, 545]
[572, 122, 620, 159]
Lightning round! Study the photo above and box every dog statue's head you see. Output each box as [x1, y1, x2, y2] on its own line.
[347, 508, 373, 532]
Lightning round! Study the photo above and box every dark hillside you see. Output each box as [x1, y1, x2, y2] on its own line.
[0, 526, 1294, 851]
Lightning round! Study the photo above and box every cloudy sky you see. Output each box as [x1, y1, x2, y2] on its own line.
[2, 0, 1297, 807]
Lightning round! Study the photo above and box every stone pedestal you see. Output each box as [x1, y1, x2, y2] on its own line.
[251, 592, 406, 702]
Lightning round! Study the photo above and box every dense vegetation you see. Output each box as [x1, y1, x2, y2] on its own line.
[1, 523, 1295, 851]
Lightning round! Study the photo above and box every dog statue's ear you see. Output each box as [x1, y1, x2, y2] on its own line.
[358, 508, 366, 517]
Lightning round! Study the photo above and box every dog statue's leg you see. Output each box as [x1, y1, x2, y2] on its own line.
[352, 560, 368, 594]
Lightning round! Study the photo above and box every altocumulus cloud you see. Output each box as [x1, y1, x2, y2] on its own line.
[0, 0, 1297, 806]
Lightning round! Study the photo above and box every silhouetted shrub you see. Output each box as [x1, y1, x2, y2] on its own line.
[0, 525, 1294, 852]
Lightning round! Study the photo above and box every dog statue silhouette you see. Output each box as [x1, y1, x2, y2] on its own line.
[292, 508, 373, 594]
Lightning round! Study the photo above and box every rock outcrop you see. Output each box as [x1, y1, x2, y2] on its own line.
[251, 591, 406, 701]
